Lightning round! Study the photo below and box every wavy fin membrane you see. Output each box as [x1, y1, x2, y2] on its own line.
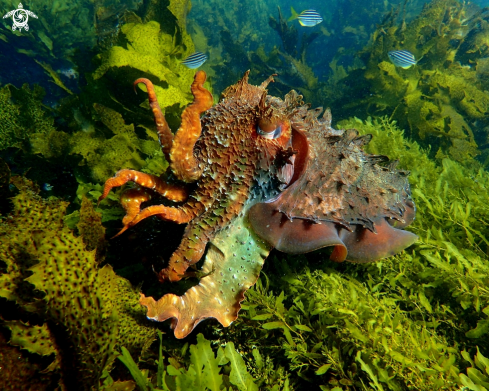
[140, 215, 271, 338]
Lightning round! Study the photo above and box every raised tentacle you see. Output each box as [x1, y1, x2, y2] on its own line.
[98, 169, 188, 203]
[170, 71, 214, 183]
[134, 78, 174, 161]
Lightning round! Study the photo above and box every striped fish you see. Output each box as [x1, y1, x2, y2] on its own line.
[181, 52, 207, 69]
[289, 8, 323, 27]
[388, 50, 417, 69]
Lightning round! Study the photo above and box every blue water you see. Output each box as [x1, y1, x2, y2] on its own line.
[1, 0, 488, 99]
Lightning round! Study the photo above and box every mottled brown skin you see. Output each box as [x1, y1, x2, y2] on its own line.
[100, 71, 417, 338]
[99, 71, 297, 282]
[249, 107, 417, 262]
[101, 70, 416, 284]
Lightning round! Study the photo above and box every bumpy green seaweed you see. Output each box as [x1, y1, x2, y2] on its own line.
[29, 1, 204, 186]
[93, 18, 201, 111]
[0, 84, 55, 151]
[31, 103, 164, 185]
[244, 268, 459, 389]
[0, 178, 156, 390]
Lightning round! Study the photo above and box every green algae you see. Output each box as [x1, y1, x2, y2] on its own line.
[34, 60, 74, 95]
[4, 1, 489, 389]
[92, 18, 202, 112]
[25, 1, 204, 186]
[0, 0, 140, 59]
[327, 0, 489, 164]
[0, 84, 55, 151]
[118, 333, 282, 391]
[244, 268, 459, 389]
[6, 321, 57, 357]
[0, 178, 156, 390]
[31, 102, 164, 184]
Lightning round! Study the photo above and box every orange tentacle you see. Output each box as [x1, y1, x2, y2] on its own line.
[134, 78, 174, 161]
[158, 236, 208, 282]
[98, 169, 188, 203]
[120, 188, 152, 226]
[113, 202, 202, 238]
[170, 71, 214, 183]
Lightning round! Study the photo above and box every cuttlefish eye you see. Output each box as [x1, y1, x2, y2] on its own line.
[257, 117, 283, 139]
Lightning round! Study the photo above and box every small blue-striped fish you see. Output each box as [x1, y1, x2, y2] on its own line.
[289, 8, 323, 27]
[181, 52, 207, 69]
[388, 50, 417, 69]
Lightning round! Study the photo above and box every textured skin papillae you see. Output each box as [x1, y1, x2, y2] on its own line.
[100, 71, 417, 338]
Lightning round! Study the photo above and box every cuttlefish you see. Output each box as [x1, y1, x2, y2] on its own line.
[100, 70, 417, 338]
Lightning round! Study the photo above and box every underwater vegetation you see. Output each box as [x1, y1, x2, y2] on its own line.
[0, 0, 211, 208]
[326, 0, 489, 165]
[189, 0, 280, 54]
[213, 0, 489, 167]
[1, 76, 488, 391]
[0, 176, 156, 390]
[118, 331, 276, 391]
[2, 0, 489, 390]
[0, 83, 56, 151]
[0, 0, 141, 93]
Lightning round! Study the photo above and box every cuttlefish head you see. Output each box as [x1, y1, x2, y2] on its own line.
[248, 107, 417, 263]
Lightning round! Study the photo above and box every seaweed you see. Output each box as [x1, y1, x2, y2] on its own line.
[118, 332, 288, 391]
[241, 269, 459, 389]
[327, 0, 489, 164]
[0, 177, 156, 390]
[0, 83, 55, 151]
[4, 1, 489, 389]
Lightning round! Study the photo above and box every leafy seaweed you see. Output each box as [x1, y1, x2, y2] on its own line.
[118, 333, 273, 391]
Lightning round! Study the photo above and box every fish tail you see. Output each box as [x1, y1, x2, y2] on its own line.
[288, 6, 299, 22]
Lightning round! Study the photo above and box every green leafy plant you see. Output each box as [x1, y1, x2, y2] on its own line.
[118, 331, 281, 391]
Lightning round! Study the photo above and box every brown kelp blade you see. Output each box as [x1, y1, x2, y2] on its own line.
[140, 214, 271, 339]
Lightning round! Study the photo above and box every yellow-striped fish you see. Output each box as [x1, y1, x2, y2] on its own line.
[288, 7, 323, 27]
